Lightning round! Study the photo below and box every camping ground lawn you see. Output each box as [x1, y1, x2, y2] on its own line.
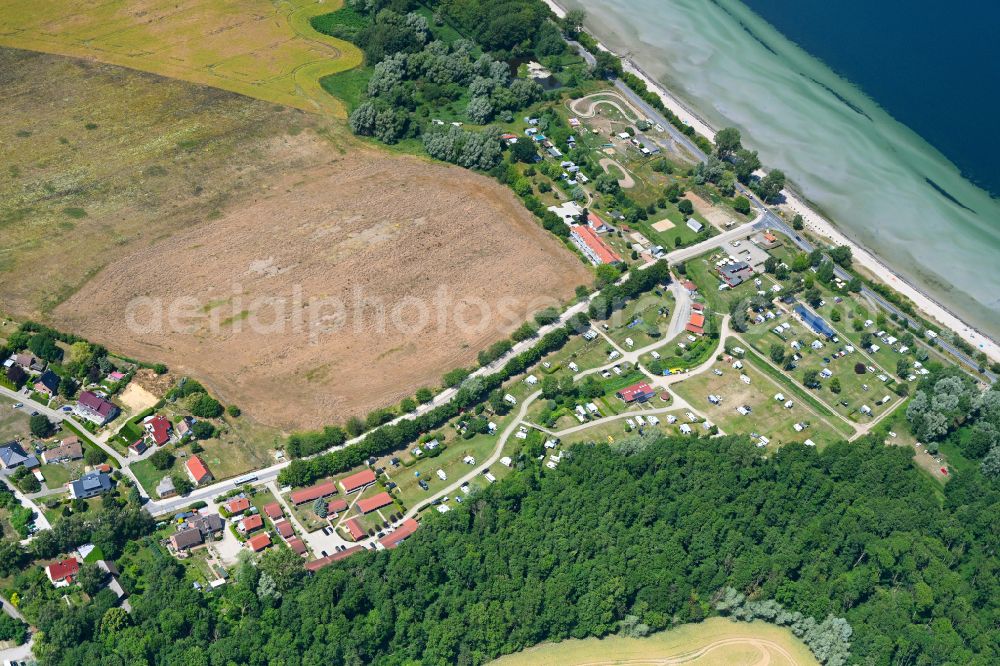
[390, 431, 501, 510]
[602, 290, 675, 350]
[671, 356, 843, 449]
[557, 409, 696, 447]
[740, 311, 899, 424]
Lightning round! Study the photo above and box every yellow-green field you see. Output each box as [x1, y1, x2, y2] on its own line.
[491, 617, 819, 666]
[0, 0, 362, 117]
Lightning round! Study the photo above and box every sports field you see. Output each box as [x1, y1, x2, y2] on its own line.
[0, 0, 362, 117]
[491, 617, 818, 666]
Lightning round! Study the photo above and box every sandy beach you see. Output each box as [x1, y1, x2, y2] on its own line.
[543, 0, 1000, 364]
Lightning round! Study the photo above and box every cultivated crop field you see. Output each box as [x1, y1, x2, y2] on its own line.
[0, 0, 362, 117]
[491, 617, 818, 666]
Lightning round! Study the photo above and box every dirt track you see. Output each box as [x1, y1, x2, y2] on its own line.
[52, 137, 590, 429]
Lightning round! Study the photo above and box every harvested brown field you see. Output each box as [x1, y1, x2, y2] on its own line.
[2, 49, 590, 430]
[54, 147, 588, 428]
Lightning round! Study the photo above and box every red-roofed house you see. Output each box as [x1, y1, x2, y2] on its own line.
[357, 492, 394, 515]
[46, 558, 80, 587]
[587, 211, 612, 233]
[289, 480, 338, 505]
[616, 382, 657, 404]
[263, 502, 283, 520]
[185, 455, 213, 486]
[691, 302, 704, 312]
[339, 469, 376, 494]
[287, 537, 308, 555]
[570, 225, 622, 265]
[274, 519, 294, 539]
[681, 280, 698, 295]
[128, 439, 148, 456]
[327, 498, 349, 515]
[379, 518, 419, 550]
[686, 312, 706, 336]
[143, 415, 172, 446]
[246, 533, 271, 552]
[343, 518, 365, 541]
[225, 497, 251, 515]
[239, 514, 263, 534]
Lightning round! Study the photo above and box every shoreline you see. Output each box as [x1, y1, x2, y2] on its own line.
[543, 0, 1000, 364]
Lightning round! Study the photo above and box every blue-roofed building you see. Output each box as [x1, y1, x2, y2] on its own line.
[0, 441, 39, 469]
[795, 305, 836, 339]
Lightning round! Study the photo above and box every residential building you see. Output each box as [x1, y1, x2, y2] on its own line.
[75, 391, 119, 426]
[327, 498, 349, 515]
[686, 312, 706, 335]
[187, 513, 224, 537]
[34, 369, 60, 397]
[169, 527, 204, 552]
[286, 537, 307, 556]
[338, 469, 376, 495]
[357, 492, 393, 515]
[128, 439, 148, 456]
[46, 558, 79, 586]
[263, 502, 283, 520]
[379, 518, 419, 550]
[290, 480, 339, 505]
[719, 261, 754, 287]
[14, 353, 45, 372]
[143, 415, 172, 446]
[239, 514, 263, 534]
[587, 211, 612, 233]
[225, 497, 251, 515]
[42, 437, 83, 464]
[68, 470, 112, 499]
[616, 382, 657, 404]
[274, 519, 294, 539]
[246, 533, 271, 552]
[185, 455, 213, 486]
[0, 441, 38, 469]
[570, 225, 622, 265]
[344, 518, 365, 541]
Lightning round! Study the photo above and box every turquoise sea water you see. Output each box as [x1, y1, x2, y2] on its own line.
[563, 0, 1000, 338]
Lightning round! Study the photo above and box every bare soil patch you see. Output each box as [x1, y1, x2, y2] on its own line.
[688, 192, 736, 230]
[118, 383, 159, 415]
[53, 142, 589, 429]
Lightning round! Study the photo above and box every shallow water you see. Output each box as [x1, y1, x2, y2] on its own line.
[564, 0, 1000, 338]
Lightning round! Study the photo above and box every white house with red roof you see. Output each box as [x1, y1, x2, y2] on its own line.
[143, 415, 173, 446]
[46, 557, 80, 587]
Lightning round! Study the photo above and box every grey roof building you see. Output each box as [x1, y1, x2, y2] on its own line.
[69, 471, 112, 499]
[0, 442, 39, 469]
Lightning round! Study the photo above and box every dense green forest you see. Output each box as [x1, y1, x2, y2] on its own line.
[35, 434, 999, 665]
